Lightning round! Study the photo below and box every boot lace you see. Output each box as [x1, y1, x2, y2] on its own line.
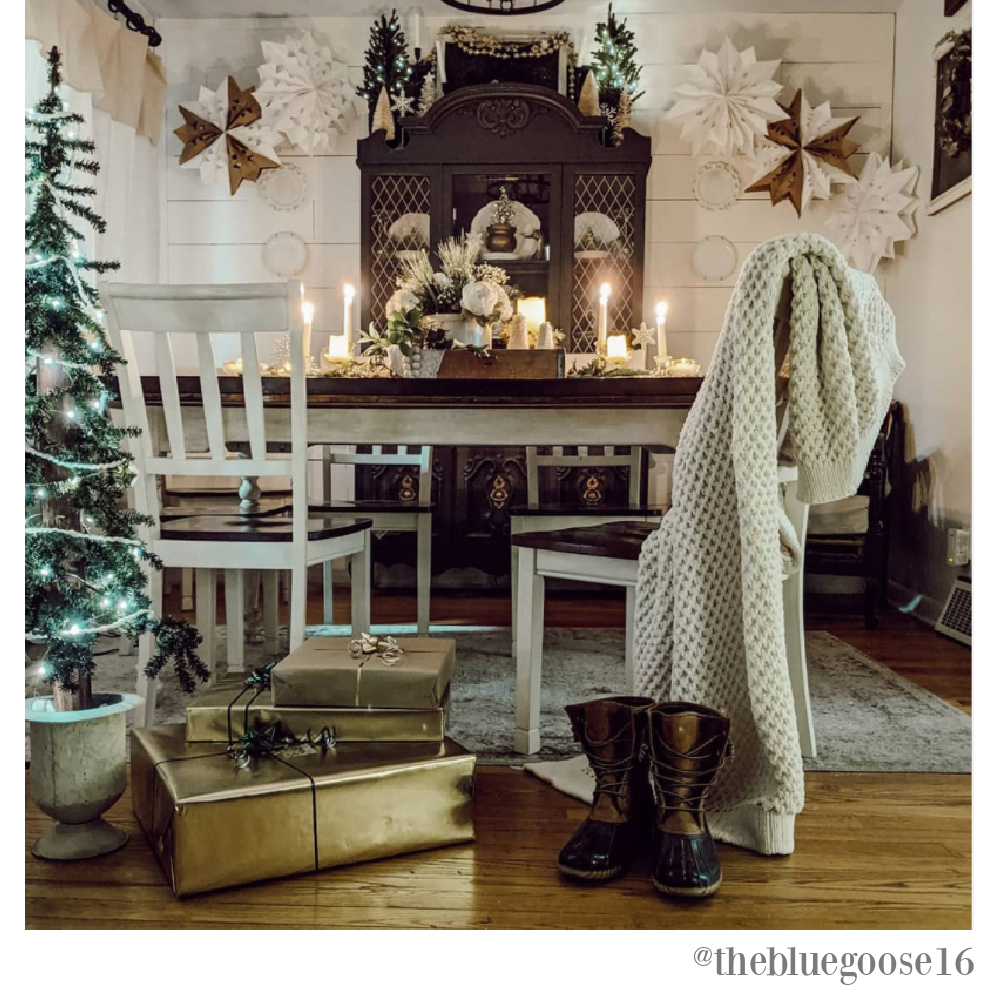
[649, 733, 731, 812]
[580, 723, 642, 806]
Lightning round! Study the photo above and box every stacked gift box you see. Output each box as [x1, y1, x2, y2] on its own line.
[131, 636, 474, 897]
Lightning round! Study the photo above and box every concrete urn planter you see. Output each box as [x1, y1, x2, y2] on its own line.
[26, 692, 142, 860]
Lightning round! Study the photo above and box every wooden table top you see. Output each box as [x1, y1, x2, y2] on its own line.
[128, 375, 704, 409]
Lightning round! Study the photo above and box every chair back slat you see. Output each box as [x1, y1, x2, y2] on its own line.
[525, 445, 645, 506]
[240, 331, 266, 460]
[321, 445, 434, 504]
[153, 332, 186, 460]
[196, 335, 226, 459]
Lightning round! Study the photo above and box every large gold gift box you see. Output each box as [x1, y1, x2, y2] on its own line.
[185, 682, 450, 743]
[131, 725, 476, 898]
[270, 636, 455, 710]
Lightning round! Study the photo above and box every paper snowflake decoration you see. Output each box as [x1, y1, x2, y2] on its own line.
[175, 76, 281, 194]
[257, 33, 354, 154]
[666, 38, 786, 157]
[631, 323, 656, 349]
[391, 92, 416, 119]
[746, 90, 859, 216]
[827, 155, 920, 273]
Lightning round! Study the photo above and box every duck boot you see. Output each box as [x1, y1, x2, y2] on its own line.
[647, 702, 732, 898]
[557, 696, 656, 881]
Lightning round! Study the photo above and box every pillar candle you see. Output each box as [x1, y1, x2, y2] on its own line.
[508, 314, 529, 350]
[655, 300, 669, 360]
[606, 333, 629, 364]
[343, 284, 355, 357]
[597, 282, 610, 355]
[537, 322, 554, 350]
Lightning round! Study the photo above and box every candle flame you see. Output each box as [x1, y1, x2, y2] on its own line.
[343, 283, 355, 302]
[302, 301, 315, 324]
[655, 301, 668, 321]
[599, 282, 611, 302]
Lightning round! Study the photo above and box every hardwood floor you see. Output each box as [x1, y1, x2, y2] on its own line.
[25, 596, 971, 930]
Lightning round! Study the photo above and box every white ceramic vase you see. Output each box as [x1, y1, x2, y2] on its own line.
[26, 692, 142, 859]
[424, 313, 482, 347]
[401, 347, 446, 378]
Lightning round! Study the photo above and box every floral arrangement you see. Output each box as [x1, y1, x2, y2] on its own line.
[387, 233, 514, 327]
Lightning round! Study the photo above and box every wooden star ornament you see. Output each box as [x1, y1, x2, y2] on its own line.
[175, 76, 281, 195]
[746, 90, 859, 217]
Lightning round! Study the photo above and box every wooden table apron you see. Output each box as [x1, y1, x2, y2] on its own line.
[134, 376, 700, 451]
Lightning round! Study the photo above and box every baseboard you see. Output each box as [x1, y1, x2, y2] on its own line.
[887, 580, 944, 626]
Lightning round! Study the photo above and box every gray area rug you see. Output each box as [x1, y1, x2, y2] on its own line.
[26, 626, 970, 772]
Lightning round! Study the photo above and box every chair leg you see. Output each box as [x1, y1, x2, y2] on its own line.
[181, 566, 194, 612]
[224, 569, 245, 673]
[289, 564, 307, 653]
[514, 546, 544, 755]
[263, 571, 280, 655]
[195, 568, 217, 681]
[783, 569, 816, 758]
[350, 531, 371, 637]
[135, 567, 162, 729]
[510, 544, 519, 658]
[322, 561, 335, 625]
[624, 585, 636, 695]
[416, 513, 432, 635]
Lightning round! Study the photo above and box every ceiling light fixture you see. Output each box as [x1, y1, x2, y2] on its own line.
[440, 1, 566, 15]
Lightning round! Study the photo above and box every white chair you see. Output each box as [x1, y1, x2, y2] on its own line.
[509, 446, 665, 656]
[101, 280, 372, 727]
[316, 445, 434, 634]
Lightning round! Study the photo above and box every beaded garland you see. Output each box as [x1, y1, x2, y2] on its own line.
[443, 24, 575, 63]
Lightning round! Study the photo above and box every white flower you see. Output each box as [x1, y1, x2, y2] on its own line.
[495, 286, 513, 322]
[433, 272, 451, 289]
[386, 289, 418, 318]
[461, 280, 499, 319]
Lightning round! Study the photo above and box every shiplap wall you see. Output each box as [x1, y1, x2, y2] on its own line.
[156, 6, 894, 370]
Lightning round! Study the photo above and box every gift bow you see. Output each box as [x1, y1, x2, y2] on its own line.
[349, 633, 404, 666]
[226, 723, 337, 770]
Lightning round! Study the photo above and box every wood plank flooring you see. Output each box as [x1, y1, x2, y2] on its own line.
[25, 599, 971, 930]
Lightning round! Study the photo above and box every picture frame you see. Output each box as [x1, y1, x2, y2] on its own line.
[928, 28, 971, 215]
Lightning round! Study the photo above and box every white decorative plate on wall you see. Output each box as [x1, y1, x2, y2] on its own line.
[259, 163, 310, 211]
[262, 231, 308, 277]
[692, 235, 738, 282]
[692, 161, 743, 211]
[470, 199, 541, 259]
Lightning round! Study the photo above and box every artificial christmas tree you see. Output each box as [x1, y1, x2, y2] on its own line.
[591, 3, 644, 111]
[25, 48, 206, 711]
[356, 9, 412, 129]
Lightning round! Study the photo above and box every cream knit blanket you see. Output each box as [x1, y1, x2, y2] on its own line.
[633, 234, 904, 855]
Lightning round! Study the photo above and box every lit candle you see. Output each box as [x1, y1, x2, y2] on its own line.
[597, 282, 610, 355]
[655, 300, 669, 361]
[301, 299, 315, 363]
[343, 283, 355, 357]
[517, 296, 546, 336]
[606, 333, 629, 364]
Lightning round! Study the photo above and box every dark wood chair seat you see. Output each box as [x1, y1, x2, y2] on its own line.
[509, 502, 664, 518]
[510, 521, 658, 561]
[160, 513, 372, 543]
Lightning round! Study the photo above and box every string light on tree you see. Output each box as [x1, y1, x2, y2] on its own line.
[25, 47, 207, 709]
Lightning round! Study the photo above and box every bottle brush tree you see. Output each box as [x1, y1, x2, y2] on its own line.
[25, 47, 206, 711]
[591, 3, 645, 111]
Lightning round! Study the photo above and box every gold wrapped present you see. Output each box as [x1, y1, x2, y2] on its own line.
[184, 681, 450, 743]
[270, 636, 455, 710]
[131, 725, 476, 898]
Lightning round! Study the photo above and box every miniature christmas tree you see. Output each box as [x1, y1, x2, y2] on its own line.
[25, 48, 205, 709]
[611, 86, 633, 146]
[372, 86, 396, 141]
[578, 69, 601, 116]
[418, 67, 437, 115]
[591, 3, 644, 110]
[356, 9, 412, 128]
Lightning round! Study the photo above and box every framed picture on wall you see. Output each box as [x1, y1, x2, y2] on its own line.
[929, 27, 971, 214]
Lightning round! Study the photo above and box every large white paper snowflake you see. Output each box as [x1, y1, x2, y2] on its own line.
[176, 76, 282, 192]
[257, 33, 354, 153]
[827, 154, 920, 273]
[666, 38, 786, 157]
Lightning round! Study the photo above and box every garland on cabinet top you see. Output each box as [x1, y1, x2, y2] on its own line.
[26, 47, 207, 702]
[665, 35, 921, 270]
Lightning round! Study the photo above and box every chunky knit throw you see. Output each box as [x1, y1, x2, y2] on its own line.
[633, 234, 904, 855]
